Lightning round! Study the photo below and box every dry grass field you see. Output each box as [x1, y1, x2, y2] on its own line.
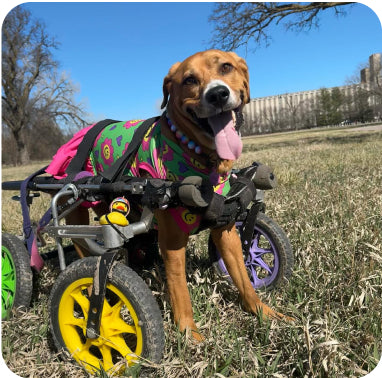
[1, 125, 382, 377]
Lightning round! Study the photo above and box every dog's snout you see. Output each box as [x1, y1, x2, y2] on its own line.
[205, 85, 230, 107]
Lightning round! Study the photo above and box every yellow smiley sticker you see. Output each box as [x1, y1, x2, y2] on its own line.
[181, 210, 197, 225]
[190, 158, 206, 169]
[103, 145, 110, 159]
[167, 171, 179, 181]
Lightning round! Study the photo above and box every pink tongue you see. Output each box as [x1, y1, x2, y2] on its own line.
[208, 111, 243, 160]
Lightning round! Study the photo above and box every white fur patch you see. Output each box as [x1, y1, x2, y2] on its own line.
[200, 79, 240, 117]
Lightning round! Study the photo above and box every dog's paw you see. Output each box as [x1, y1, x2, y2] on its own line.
[187, 328, 205, 343]
[243, 301, 295, 323]
[179, 322, 205, 343]
[269, 310, 295, 323]
[256, 303, 295, 323]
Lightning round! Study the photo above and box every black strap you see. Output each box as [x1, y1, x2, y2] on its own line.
[100, 116, 160, 182]
[241, 202, 263, 255]
[64, 119, 120, 182]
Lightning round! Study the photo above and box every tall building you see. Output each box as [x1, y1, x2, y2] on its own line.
[243, 53, 381, 134]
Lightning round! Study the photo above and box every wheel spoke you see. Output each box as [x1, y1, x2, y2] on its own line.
[251, 233, 260, 249]
[2, 256, 13, 275]
[99, 344, 114, 370]
[102, 300, 137, 337]
[105, 335, 135, 361]
[2, 260, 16, 310]
[2, 253, 16, 289]
[64, 315, 86, 328]
[110, 318, 137, 336]
[249, 265, 262, 286]
[110, 299, 123, 317]
[76, 339, 93, 354]
[70, 287, 90, 317]
[250, 235, 271, 253]
[102, 295, 113, 313]
[2, 278, 16, 292]
[255, 257, 273, 274]
[255, 248, 272, 256]
[2, 291, 12, 307]
[74, 340, 102, 370]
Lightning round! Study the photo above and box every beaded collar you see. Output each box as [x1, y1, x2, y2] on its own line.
[166, 116, 202, 155]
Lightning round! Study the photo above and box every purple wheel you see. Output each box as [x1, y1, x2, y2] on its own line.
[209, 212, 293, 290]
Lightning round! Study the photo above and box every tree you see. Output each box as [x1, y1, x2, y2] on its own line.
[2, 116, 67, 165]
[328, 87, 344, 124]
[2, 6, 87, 165]
[364, 55, 382, 120]
[316, 87, 344, 126]
[345, 55, 382, 121]
[352, 87, 373, 122]
[209, 2, 355, 50]
[283, 94, 310, 130]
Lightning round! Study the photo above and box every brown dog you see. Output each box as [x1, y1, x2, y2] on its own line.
[155, 50, 289, 340]
[57, 50, 289, 342]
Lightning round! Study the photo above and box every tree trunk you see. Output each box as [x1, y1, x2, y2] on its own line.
[13, 130, 30, 165]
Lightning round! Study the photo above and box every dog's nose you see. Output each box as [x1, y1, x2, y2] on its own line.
[205, 85, 230, 107]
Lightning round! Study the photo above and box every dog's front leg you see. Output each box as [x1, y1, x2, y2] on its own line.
[211, 222, 289, 321]
[155, 209, 204, 341]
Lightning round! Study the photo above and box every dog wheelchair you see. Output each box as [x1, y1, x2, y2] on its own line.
[1, 161, 293, 374]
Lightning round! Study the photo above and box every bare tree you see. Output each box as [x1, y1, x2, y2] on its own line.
[2, 6, 87, 165]
[366, 56, 382, 120]
[282, 94, 310, 130]
[209, 2, 355, 50]
[345, 55, 382, 121]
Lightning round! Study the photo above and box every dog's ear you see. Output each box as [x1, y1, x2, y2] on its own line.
[240, 59, 251, 104]
[161, 62, 181, 109]
[228, 52, 250, 104]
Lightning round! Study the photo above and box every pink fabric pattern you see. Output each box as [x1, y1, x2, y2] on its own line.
[45, 124, 95, 179]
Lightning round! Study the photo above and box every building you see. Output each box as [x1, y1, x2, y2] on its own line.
[242, 53, 381, 134]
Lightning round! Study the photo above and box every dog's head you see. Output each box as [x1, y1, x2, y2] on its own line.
[161, 50, 250, 172]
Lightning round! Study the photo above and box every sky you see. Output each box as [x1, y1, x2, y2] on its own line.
[2, 1, 382, 124]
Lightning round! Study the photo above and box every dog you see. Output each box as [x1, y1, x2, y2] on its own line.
[46, 49, 290, 341]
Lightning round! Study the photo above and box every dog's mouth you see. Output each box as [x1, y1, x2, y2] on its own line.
[187, 107, 243, 160]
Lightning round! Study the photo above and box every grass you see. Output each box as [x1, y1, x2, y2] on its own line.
[1, 125, 382, 377]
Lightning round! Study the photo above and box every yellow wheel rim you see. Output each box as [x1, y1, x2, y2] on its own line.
[58, 277, 144, 374]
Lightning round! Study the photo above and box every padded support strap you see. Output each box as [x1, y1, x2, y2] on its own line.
[64, 119, 120, 182]
[202, 175, 256, 229]
[100, 116, 160, 182]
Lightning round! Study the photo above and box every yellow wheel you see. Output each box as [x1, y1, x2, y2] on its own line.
[49, 257, 164, 374]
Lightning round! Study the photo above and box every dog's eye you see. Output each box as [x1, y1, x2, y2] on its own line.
[183, 76, 198, 86]
[221, 63, 234, 74]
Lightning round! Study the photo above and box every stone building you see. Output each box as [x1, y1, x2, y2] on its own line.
[243, 53, 381, 134]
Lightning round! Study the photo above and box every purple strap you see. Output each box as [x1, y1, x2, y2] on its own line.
[20, 167, 48, 272]
[33, 207, 53, 268]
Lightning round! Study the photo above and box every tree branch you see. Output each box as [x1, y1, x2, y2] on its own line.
[209, 2, 355, 50]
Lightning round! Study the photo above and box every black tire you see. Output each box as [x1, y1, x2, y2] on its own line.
[1, 233, 33, 320]
[209, 212, 293, 291]
[49, 256, 164, 374]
